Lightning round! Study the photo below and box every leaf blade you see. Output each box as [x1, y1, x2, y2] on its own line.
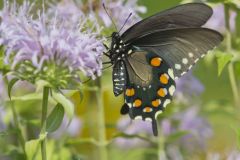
[46, 103, 65, 133]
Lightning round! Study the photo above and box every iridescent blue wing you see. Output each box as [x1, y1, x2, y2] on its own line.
[122, 3, 213, 43]
[122, 51, 176, 136]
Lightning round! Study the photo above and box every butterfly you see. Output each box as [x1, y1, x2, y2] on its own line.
[104, 3, 223, 136]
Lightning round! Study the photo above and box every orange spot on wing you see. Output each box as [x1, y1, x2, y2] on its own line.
[143, 107, 152, 113]
[160, 74, 169, 84]
[134, 99, 142, 107]
[150, 57, 162, 67]
[152, 99, 161, 107]
[125, 88, 135, 97]
[158, 88, 167, 97]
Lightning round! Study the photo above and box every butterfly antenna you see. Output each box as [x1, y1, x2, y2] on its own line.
[102, 3, 118, 31]
[103, 64, 113, 70]
[119, 13, 132, 33]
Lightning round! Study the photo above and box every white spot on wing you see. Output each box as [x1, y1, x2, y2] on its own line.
[168, 69, 175, 79]
[134, 116, 142, 120]
[128, 50, 133, 54]
[182, 58, 188, 64]
[163, 99, 171, 108]
[189, 52, 194, 58]
[127, 103, 132, 108]
[169, 85, 176, 96]
[194, 58, 199, 63]
[145, 118, 152, 122]
[175, 64, 181, 70]
[155, 111, 163, 119]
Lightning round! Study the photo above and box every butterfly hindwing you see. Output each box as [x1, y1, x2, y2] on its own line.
[122, 51, 176, 136]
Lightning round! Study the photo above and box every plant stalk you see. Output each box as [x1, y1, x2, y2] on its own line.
[96, 78, 108, 160]
[158, 123, 167, 160]
[224, 5, 240, 107]
[3, 78, 26, 155]
[40, 86, 50, 160]
[10, 102, 26, 156]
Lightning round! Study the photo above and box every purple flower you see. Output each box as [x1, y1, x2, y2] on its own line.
[204, 4, 236, 33]
[49, 116, 82, 139]
[227, 151, 240, 160]
[99, 0, 147, 32]
[0, 0, 104, 88]
[113, 116, 152, 149]
[115, 107, 212, 152]
[175, 72, 204, 104]
[47, 0, 84, 24]
[0, 107, 6, 131]
[172, 107, 213, 151]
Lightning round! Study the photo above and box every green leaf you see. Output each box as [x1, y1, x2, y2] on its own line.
[8, 78, 19, 100]
[25, 139, 40, 160]
[52, 91, 74, 119]
[46, 103, 64, 132]
[9, 92, 42, 101]
[216, 52, 233, 76]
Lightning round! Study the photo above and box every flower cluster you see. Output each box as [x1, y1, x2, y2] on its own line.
[165, 107, 212, 151]
[98, 0, 147, 32]
[175, 72, 204, 104]
[115, 107, 212, 152]
[0, 0, 104, 89]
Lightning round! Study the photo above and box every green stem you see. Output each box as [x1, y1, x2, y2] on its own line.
[224, 5, 240, 107]
[157, 123, 167, 160]
[3, 78, 26, 156]
[40, 87, 50, 160]
[96, 78, 108, 160]
[10, 102, 26, 154]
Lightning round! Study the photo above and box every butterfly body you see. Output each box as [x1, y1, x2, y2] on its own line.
[106, 3, 223, 136]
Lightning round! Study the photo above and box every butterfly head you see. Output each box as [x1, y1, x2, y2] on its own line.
[111, 32, 121, 43]
[108, 32, 130, 63]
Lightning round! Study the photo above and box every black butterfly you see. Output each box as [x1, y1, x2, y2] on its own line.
[104, 3, 223, 136]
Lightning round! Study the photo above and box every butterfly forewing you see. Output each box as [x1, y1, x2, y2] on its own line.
[122, 3, 213, 43]
[131, 28, 223, 78]
[123, 51, 176, 136]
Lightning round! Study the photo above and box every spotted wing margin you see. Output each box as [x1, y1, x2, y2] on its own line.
[112, 61, 127, 96]
[124, 51, 176, 136]
[122, 3, 213, 43]
[131, 28, 223, 78]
